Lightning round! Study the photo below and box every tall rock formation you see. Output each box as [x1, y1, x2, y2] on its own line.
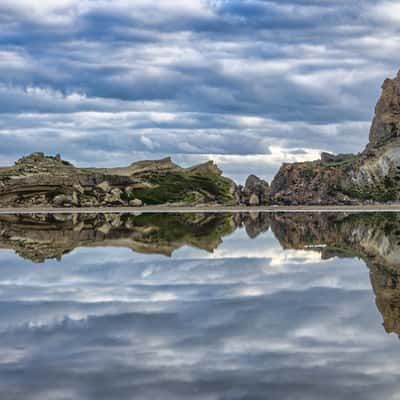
[368, 71, 400, 150]
[267, 69, 400, 205]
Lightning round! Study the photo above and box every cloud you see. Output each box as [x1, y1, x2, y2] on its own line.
[367, 0, 400, 23]
[0, 0, 399, 181]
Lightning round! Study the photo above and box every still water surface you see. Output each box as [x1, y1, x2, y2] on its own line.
[0, 212, 399, 399]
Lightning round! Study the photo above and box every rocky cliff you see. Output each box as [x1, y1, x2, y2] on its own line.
[243, 69, 400, 205]
[0, 153, 237, 207]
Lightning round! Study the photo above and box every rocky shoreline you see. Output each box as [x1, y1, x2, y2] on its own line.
[3, 69, 400, 208]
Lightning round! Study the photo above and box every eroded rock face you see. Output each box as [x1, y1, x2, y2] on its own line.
[0, 154, 237, 208]
[129, 199, 143, 207]
[270, 161, 355, 205]
[368, 71, 400, 149]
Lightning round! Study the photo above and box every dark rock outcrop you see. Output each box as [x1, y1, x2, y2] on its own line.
[237, 175, 270, 205]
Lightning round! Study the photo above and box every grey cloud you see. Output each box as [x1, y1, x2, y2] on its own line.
[0, 0, 399, 179]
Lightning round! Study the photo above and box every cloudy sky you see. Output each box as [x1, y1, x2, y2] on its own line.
[1, 0, 400, 181]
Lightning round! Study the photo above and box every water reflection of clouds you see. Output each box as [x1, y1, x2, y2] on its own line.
[0, 225, 399, 399]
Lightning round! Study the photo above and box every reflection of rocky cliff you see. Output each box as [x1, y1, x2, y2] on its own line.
[270, 212, 400, 335]
[270, 213, 400, 272]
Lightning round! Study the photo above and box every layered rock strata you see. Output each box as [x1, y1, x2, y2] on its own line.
[0, 153, 236, 208]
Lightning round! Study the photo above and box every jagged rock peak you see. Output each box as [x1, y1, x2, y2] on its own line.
[126, 157, 180, 175]
[245, 174, 269, 188]
[129, 156, 176, 168]
[15, 152, 73, 168]
[187, 160, 222, 175]
[320, 152, 355, 163]
[368, 69, 400, 149]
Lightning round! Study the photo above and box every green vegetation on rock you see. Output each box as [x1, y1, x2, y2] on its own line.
[123, 171, 235, 205]
[320, 155, 358, 168]
[340, 186, 397, 203]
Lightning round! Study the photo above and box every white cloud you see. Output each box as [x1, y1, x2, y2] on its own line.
[0, 0, 84, 25]
[367, 0, 400, 23]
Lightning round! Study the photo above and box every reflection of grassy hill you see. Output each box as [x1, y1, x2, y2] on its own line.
[132, 213, 237, 252]
[0, 213, 237, 262]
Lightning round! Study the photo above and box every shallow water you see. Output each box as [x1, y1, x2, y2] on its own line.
[0, 212, 400, 399]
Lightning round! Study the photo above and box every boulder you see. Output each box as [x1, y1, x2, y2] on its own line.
[239, 175, 270, 205]
[104, 188, 124, 205]
[129, 198, 143, 207]
[53, 195, 75, 207]
[249, 193, 260, 206]
[73, 184, 85, 194]
[72, 191, 80, 207]
[97, 181, 111, 192]
[80, 197, 100, 207]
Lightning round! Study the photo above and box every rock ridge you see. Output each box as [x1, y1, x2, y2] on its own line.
[0, 155, 237, 208]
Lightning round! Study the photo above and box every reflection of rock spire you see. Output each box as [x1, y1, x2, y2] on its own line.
[235, 212, 271, 238]
[370, 264, 400, 336]
[270, 212, 400, 336]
